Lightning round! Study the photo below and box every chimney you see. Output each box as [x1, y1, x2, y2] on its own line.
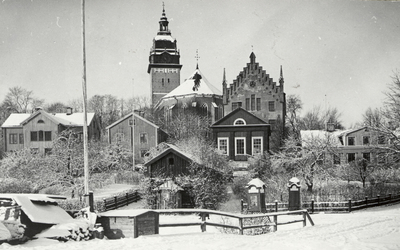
[66, 107, 73, 115]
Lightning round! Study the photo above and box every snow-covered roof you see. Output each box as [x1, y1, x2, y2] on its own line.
[161, 68, 222, 100]
[1, 114, 31, 128]
[154, 35, 175, 42]
[0, 194, 71, 225]
[1, 111, 95, 128]
[99, 209, 154, 218]
[105, 112, 159, 130]
[300, 130, 344, 147]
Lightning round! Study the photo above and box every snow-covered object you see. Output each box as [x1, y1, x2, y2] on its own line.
[0, 222, 12, 241]
[1, 221, 25, 240]
[35, 219, 91, 241]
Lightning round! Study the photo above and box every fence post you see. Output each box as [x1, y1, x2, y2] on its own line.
[114, 196, 118, 210]
[389, 193, 392, 200]
[303, 212, 307, 227]
[275, 200, 278, 212]
[89, 191, 94, 212]
[273, 215, 278, 232]
[348, 199, 352, 212]
[200, 213, 207, 232]
[238, 218, 243, 235]
[311, 199, 314, 214]
[126, 192, 129, 206]
[377, 195, 380, 205]
[240, 199, 244, 213]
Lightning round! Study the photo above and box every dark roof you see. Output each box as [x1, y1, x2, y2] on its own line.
[211, 107, 269, 127]
[144, 143, 201, 166]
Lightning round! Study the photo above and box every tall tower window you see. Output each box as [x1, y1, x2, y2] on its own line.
[251, 95, 255, 111]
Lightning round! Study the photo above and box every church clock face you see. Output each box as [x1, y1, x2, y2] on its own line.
[161, 54, 171, 63]
[249, 81, 256, 87]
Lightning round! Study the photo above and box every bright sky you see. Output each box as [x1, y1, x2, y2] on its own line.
[1, 0, 399, 128]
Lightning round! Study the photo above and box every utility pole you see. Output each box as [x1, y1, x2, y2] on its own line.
[81, 0, 89, 197]
[131, 78, 135, 169]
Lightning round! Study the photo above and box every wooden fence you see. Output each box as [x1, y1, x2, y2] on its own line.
[102, 190, 141, 211]
[246, 192, 400, 213]
[156, 208, 314, 235]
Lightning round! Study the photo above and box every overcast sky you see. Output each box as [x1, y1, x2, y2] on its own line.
[1, 0, 399, 128]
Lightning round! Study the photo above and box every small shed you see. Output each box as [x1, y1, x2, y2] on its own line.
[97, 209, 159, 239]
[154, 180, 184, 209]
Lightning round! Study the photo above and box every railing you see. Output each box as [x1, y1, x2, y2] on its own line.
[156, 208, 314, 235]
[102, 190, 141, 211]
[244, 192, 400, 213]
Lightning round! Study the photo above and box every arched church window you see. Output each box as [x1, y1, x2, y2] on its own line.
[201, 103, 208, 116]
[37, 119, 44, 124]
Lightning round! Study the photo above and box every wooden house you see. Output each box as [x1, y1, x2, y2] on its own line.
[144, 143, 199, 178]
[105, 112, 168, 164]
[1, 108, 100, 154]
[210, 107, 271, 161]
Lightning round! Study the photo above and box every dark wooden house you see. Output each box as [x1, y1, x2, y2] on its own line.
[144, 144, 199, 178]
[211, 107, 271, 161]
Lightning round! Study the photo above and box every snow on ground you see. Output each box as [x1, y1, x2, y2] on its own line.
[1, 203, 400, 250]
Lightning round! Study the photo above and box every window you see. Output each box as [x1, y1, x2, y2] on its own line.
[245, 98, 250, 110]
[201, 103, 208, 116]
[140, 133, 148, 144]
[378, 135, 385, 144]
[38, 131, 44, 141]
[218, 138, 229, 155]
[348, 137, 355, 146]
[333, 154, 341, 165]
[9, 134, 18, 144]
[251, 95, 255, 111]
[19, 134, 24, 144]
[347, 153, 356, 163]
[268, 101, 275, 111]
[235, 137, 246, 155]
[363, 136, 370, 145]
[363, 153, 371, 162]
[37, 119, 45, 124]
[232, 102, 242, 110]
[45, 131, 52, 141]
[31, 131, 38, 141]
[252, 137, 263, 155]
[140, 150, 148, 158]
[234, 118, 246, 125]
[168, 157, 174, 165]
[256, 98, 261, 111]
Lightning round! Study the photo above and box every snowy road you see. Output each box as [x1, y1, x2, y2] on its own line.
[2, 203, 400, 250]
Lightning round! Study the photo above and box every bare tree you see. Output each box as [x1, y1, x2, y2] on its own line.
[2, 86, 44, 113]
[286, 95, 303, 138]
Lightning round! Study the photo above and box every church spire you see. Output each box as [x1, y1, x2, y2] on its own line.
[279, 65, 284, 88]
[158, 2, 170, 35]
[195, 49, 200, 69]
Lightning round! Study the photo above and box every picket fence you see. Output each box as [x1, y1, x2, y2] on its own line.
[243, 192, 400, 213]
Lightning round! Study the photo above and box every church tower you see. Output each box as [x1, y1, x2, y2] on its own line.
[148, 5, 182, 107]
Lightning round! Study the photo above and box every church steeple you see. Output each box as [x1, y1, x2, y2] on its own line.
[222, 68, 228, 105]
[158, 3, 170, 35]
[279, 65, 284, 89]
[148, 4, 182, 107]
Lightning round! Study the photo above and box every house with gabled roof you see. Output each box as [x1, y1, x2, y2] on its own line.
[210, 107, 271, 161]
[1, 108, 100, 154]
[105, 112, 168, 164]
[300, 126, 391, 165]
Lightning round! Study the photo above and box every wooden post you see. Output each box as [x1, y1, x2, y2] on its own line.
[126, 193, 129, 206]
[365, 196, 368, 206]
[200, 213, 206, 232]
[275, 200, 278, 212]
[377, 195, 380, 205]
[389, 193, 392, 200]
[348, 199, 352, 212]
[303, 211, 307, 227]
[238, 217, 243, 235]
[240, 199, 244, 213]
[89, 191, 94, 212]
[311, 199, 314, 214]
[273, 215, 278, 232]
[114, 196, 118, 210]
